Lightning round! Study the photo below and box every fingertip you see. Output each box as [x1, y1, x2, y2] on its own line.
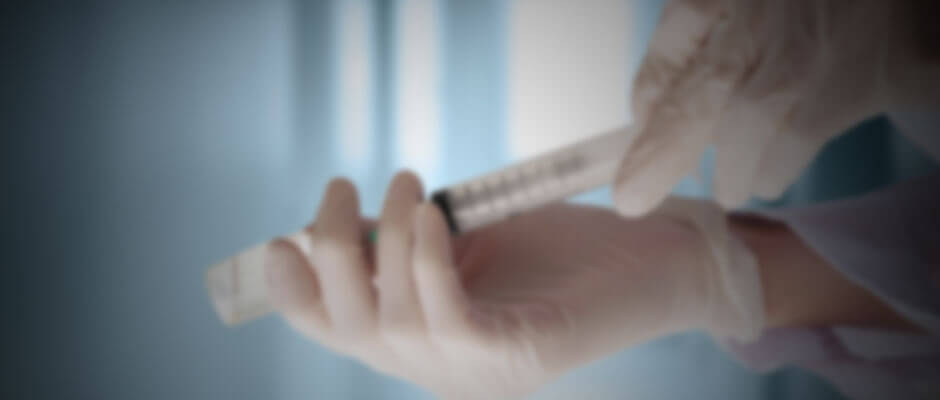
[313, 177, 364, 241]
[612, 180, 658, 218]
[612, 150, 675, 218]
[752, 157, 803, 200]
[751, 132, 826, 201]
[322, 177, 361, 211]
[327, 177, 357, 195]
[393, 170, 425, 195]
[383, 171, 425, 213]
[613, 97, 715, 217]
[713, 180, 751, 210]
[752, 177, 791, 201]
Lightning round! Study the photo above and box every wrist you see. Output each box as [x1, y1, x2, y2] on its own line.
[728, 213, 924, 332]
[726, 214, 794, 330]
[651, 198, 765, 342]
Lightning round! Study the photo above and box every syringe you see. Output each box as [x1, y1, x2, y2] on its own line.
[207, 125, 633, 325]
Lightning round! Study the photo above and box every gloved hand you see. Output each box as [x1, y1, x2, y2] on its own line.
[614, 0, 938, 216]
[265, 172, 764, 399]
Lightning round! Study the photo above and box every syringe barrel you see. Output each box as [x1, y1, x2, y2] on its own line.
[432, 126, 632, 233]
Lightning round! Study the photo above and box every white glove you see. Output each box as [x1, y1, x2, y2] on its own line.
[264, 172, 764, 399]
[613, 0, 939, 216]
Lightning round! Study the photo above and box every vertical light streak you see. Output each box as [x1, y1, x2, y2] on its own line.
[394, 0, 442, 187]
[336, 0, 375, 174]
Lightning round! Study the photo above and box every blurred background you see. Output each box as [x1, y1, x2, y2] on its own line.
[3, 1, 936, 399]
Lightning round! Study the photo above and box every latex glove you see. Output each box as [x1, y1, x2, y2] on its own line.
[265, 172, 764, 399]
[614, 0, 939, 216]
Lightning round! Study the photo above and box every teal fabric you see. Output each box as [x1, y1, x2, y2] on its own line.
[750, 116, 939, 400]
[758, 116, 939, 208]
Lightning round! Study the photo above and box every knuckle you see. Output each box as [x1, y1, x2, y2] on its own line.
[635, 54, 681, 91]
[379, 321, 423, 345]
[346, 326, 378, 343]
[334, 330, 380, 356]
[677, 0, 720, 16]
[427, 324, 476, 350]
[331, 314, 378, 338]
[632, 56, 681, 118]
[662, 0, 707, 26]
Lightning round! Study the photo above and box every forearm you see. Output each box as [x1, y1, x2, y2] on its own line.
[728, 214, 923, 333]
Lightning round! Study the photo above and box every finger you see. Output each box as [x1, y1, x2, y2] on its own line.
[615, 62, 736, 217]
[631, 0, 722, 126]
[265, 234, 330, 340]
[375, 171, 426, 334]
[616, 1, 732, 217]
[749, 36, 887, 200]
[751, 102, 876, 200]
[308, 178, 377, 337]
[749, 127, 832, 200]
[710, 0, 823, 206]
[712, 91, 798, 208]
[412, 203, 474, 338]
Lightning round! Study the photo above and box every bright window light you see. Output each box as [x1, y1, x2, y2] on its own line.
[336, 0, 375, 174]
[507, 0, 631, 160]
[394, 0, 442, 187]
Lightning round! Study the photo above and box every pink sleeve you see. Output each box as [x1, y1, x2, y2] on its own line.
[723, 173, 940, 400]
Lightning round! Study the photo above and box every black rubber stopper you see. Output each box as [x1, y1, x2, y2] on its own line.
[430, 190, 459, 234]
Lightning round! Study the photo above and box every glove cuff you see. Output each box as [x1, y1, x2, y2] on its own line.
[654, 197, 765, 342]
